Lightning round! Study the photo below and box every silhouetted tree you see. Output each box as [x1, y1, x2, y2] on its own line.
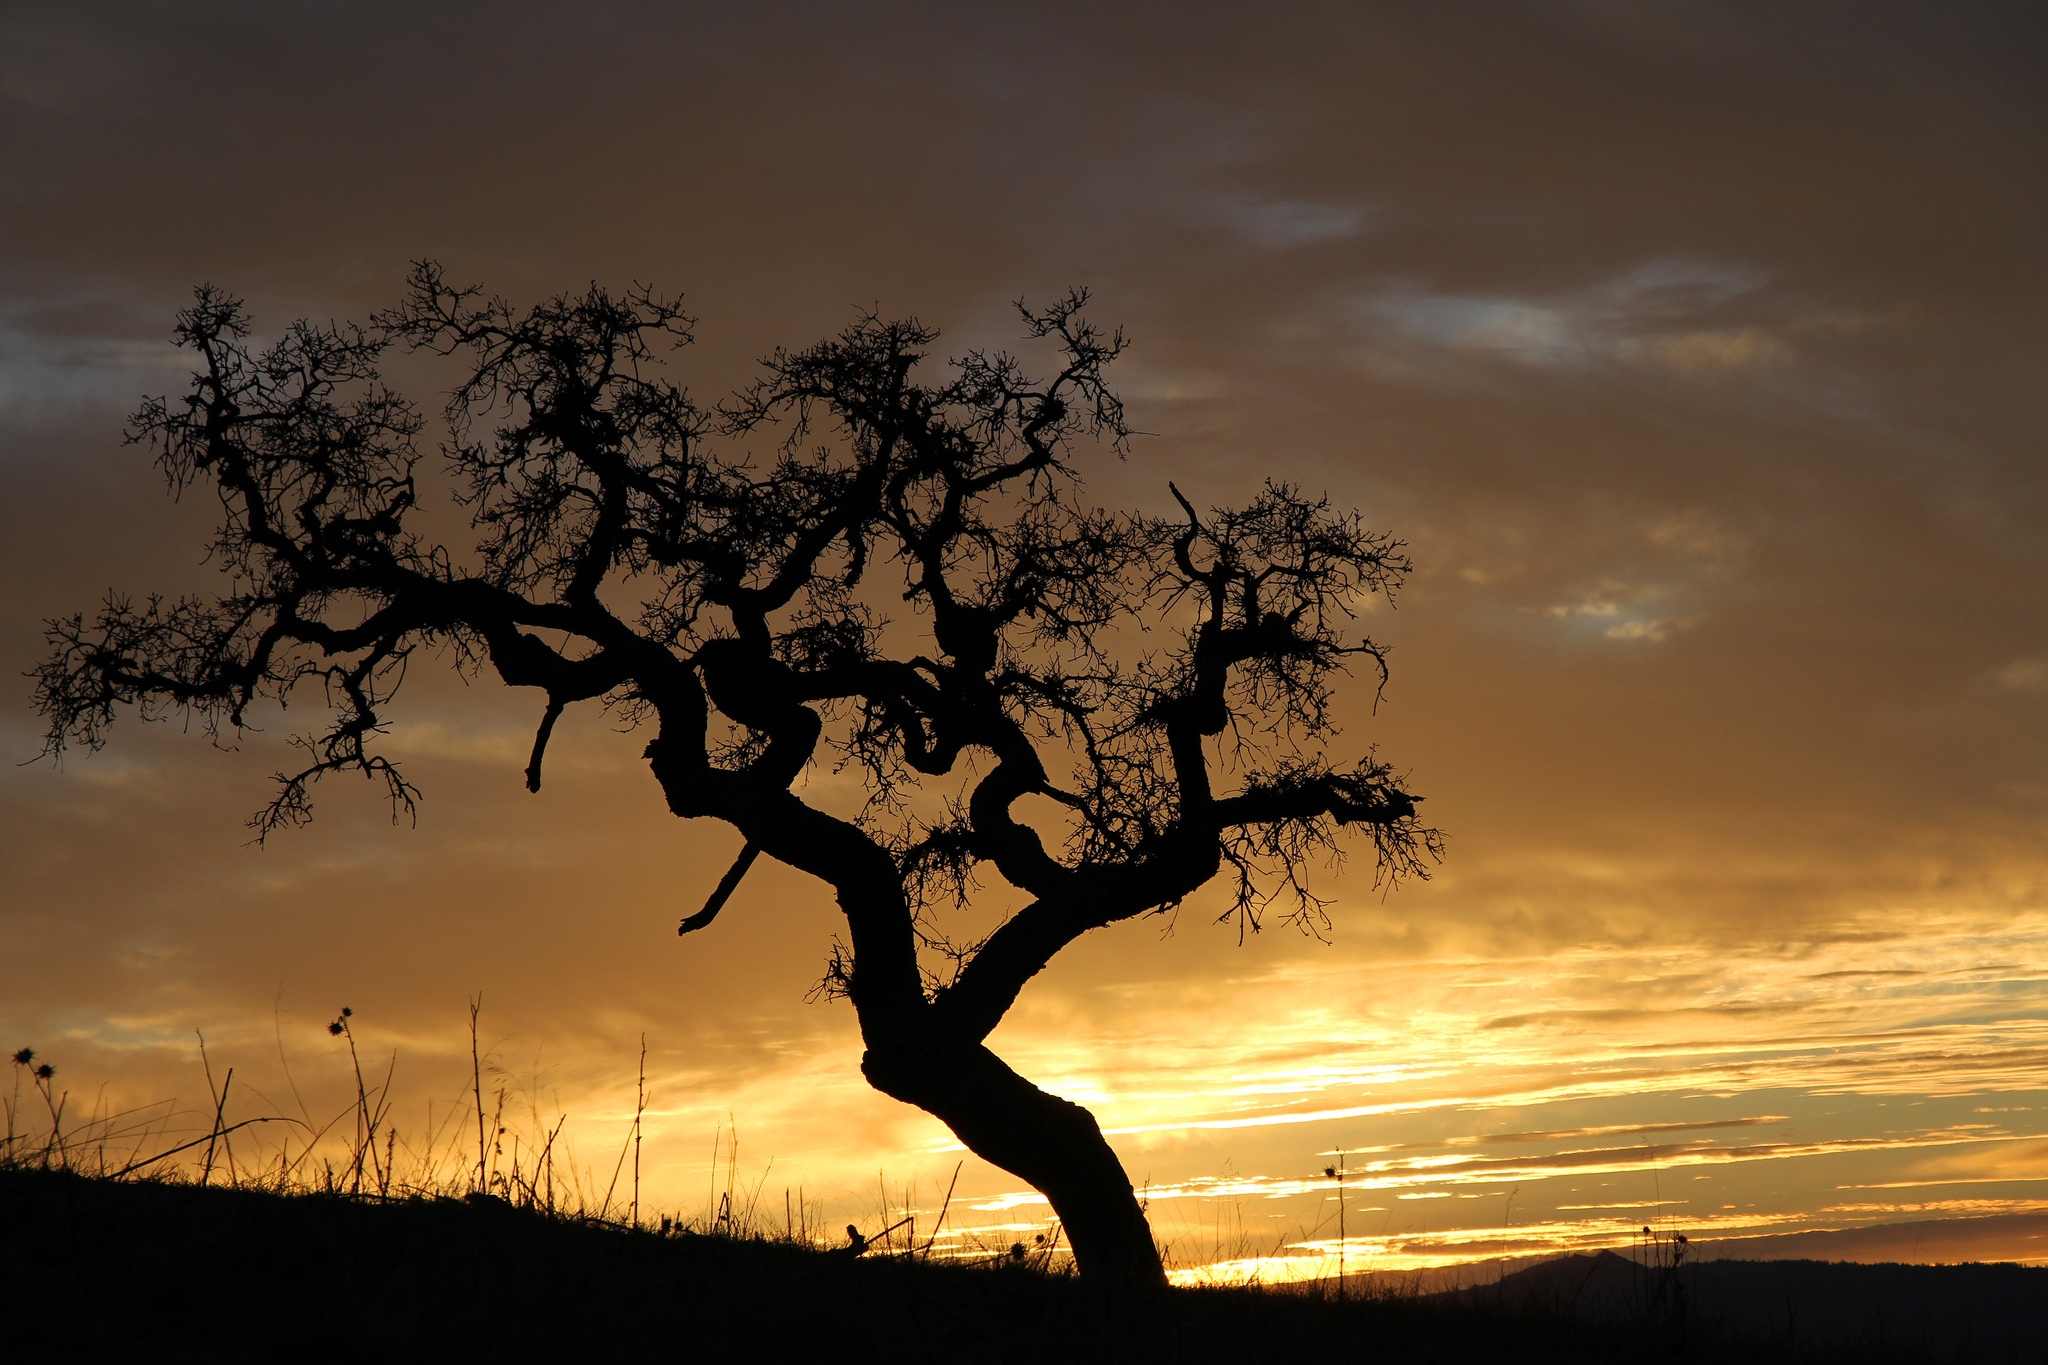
[35, 265, 1439, 1287]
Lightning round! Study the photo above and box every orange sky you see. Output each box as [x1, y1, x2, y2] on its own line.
[4, 1, 2046, 1275]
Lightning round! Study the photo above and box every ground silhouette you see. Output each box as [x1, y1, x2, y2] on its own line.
[1445, 1247, 2048, 1361]
[7, 1167, 2040, 1364]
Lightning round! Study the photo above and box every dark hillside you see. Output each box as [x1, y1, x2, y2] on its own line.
[3, 1168, 2039, 1364]
[0, 1167, 1611, 1364]
[1444, 1249, 2048, 1363]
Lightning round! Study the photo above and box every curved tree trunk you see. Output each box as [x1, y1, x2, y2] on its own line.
[862, 1037, 1167, 1290]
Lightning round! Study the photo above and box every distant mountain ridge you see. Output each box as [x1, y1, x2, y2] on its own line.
[1696, 1210, 2048, 1265]
[1436, 1247, 2048, 1356]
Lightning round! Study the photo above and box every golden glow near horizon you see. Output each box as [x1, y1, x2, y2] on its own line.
[18, 898, 2038, 1280]
[874, 920, 2048, 1277]
[4, 1, 2046, 1282]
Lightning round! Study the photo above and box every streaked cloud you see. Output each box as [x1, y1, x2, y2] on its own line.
[1212, 197, 1373, 249]
[1360, 259, 1777, 373]
[0, 295, 184, 428]
[1541, 583, 1697, 642]
[1995, 658, 2048, 693]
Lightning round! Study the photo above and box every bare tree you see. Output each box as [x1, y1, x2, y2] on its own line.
[34, 265, 1439, 1287]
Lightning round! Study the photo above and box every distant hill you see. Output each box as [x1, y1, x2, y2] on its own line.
[1442, 1248, 2048, 1359]
[1697, 1211, 2048, 1266]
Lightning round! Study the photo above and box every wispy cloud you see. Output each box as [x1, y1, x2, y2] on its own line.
[0, 295, 185, 430]
[1360, 259, 1780, 375]
[1297, 258, 1882, 414]
[1994, 658, 2048, 693]
[1211, 196, 1372, 249]
[1540, 582, 1698, 642]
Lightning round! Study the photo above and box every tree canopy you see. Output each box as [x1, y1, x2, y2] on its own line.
[36, 265, 1439, 1286]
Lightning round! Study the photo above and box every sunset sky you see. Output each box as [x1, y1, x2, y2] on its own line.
[4, 1, 2046, 1276]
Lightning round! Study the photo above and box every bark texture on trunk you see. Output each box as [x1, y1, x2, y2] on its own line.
[862, 1039, 1167, 1290]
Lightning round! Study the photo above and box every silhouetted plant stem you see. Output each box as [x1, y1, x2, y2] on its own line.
[537, 1114, 564, 1211]
[921, 1161, 963, 1259]
[488, 1086, 506, 1192]
[36, 1065, 66, 1167]
[112, 1116, 296, 1178]
[632, 1034, 645, 1226]
[198, 1032, 233, 1187]
[326, 1007, 395, 1197]
[1335, 1149, 1346, 1299]
[469, 994, 485, 1194]
[6, 1056, 20, 1162]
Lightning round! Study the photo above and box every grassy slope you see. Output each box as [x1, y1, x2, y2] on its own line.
[1, 1168, 2033, 1364]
